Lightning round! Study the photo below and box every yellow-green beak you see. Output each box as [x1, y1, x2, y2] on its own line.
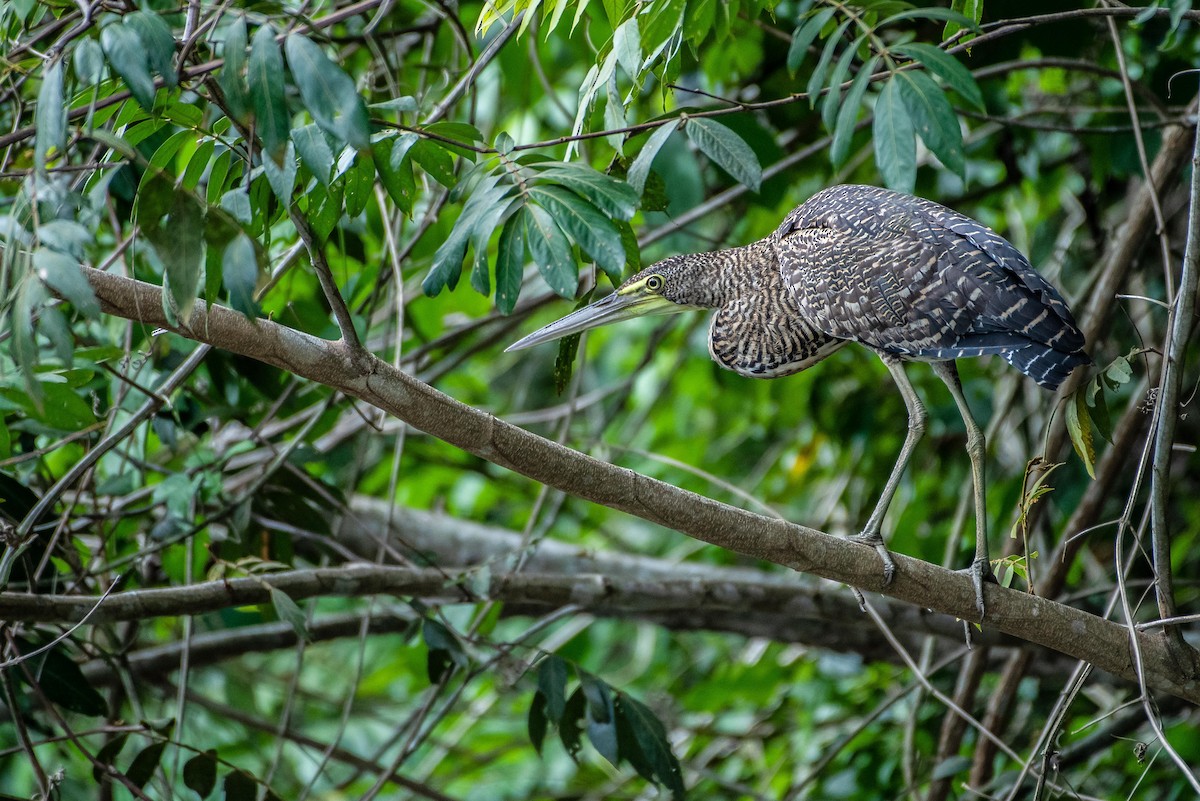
[506, 291, 676, 352]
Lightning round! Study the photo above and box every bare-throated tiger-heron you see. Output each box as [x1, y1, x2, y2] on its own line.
[507, 184, 1091, 618]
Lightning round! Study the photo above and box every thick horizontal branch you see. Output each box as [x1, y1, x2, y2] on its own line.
[0, 564, 1036, 675]
[336, 499, 1076, 667]
[64, 267, 1200, 704]
[0, 509, 1076, 678]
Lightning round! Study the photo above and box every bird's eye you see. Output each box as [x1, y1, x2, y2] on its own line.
[645, 275, 664, 292]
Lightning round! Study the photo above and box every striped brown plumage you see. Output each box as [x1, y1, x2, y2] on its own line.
[509, 184, 1091, 619]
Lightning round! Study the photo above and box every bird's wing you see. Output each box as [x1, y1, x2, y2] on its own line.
[773, 186, 1085, 360]
[931, 210, 1086, 355]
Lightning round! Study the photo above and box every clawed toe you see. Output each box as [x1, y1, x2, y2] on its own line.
[955, 557, 994, 621]
[848, 531, 897, 586]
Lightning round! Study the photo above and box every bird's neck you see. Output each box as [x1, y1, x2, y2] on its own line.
[695, 240, 776, 308]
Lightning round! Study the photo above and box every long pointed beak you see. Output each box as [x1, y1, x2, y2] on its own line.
[506, 291, 673, 352]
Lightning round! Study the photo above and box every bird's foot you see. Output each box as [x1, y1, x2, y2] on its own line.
[848, 530, 897, 586]
[954, 557, 997, 622]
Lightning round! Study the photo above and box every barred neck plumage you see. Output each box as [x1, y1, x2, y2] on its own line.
[650, 240, 777, 310]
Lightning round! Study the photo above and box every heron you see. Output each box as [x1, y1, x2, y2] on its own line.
[506, 184, 1091, 618]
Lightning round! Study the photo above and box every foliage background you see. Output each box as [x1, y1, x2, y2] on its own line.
[2, 0, 1200, 798]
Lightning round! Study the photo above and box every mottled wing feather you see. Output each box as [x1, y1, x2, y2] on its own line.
[773, 185, 1090, 389]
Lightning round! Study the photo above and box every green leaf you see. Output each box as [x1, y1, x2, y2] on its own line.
[223, 770, 258, 801]
[579, 672, 618, 766]
[893, 42, 985, 112]
[423, 174, 510, 295]
[932, 754, 972, 780]
[268, 587, 309, 642]
[537, 655, 569, 723]
[307, 179, 343, 240]
[93, 734, 129, 782]
[469, 193, 519, 296]
[685, 117, 762, 191]
[183, 750, 218, 798]
[423, 619, 468, 684]
[805, 19, 851, 108]
[342, 154, 374, 218]
[73, 37, 105, 84]
[1066, 388, 1096, 479]
[529, 692, 549, 754]
[126, 11, 177, 87]
[181, 138, 216, 191]
[154, 190, 206, 322]
[262, 141, 297, 203]
[370, 95, 418, 113]
[1103, 353, 1134, 386]
[603, 76, 627, 155]
[614, 17, 641, 76]
[373, 133, 418, 214]
[874, 78, 916, 192]
[495, 207, 527, 314]
[35, 220, 92, 260]
[821, 40, 860, 133]
[618, 694, 685, 798]
[284, 34, 370, 150]
[831, 54, 879, 167]
[626, 122, 677, 195]
[895, 69, 964, 177]
[787, 7, 834, 73]
[529, 185, 625, 279]
[944, 0, 984, 43]
[17, 640, 106, 716]
[615, 219, 641, 276]
[410, 139, 456, 188]
[101, 23, 156, 109]
[34, 248, 100, 318]
[292, 124, 334, 185]
[146, 128, 192, 172]
[221, 187, 252, 224]
[206, 149, 233, 204]
[559, 687, 586, 758]
[223, 233, 259, 317]
[10, 281, 40, 387]
[218, 17, 250, 122]
[525, 203, 578, 298]
[1085, 376, 1114, 444]
[35, 58, 65, 172]
[248, 25, 290, 158]
[538, 163, 639, 220]
[37, 306, 74, 366]
[126, 742, 167, 789]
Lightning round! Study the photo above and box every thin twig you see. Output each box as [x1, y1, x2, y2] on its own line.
[1147, 82, 1200, 644]
[289, 207, 363, 351]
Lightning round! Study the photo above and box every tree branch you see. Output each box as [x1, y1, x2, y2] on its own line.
[333, 499, 1073, 665]
[43, 265, 1200, 704]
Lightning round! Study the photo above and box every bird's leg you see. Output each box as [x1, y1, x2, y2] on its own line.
[931, 360, 994, 621]
[850, 356, 926, 586]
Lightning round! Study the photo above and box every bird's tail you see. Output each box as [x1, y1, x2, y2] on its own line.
[1004, 344, 1092, 391]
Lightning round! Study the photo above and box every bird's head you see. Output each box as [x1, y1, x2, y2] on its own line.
[505, 255, 711, 352]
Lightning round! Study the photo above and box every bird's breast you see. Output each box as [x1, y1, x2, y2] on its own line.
[707, 296, 842, 379]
